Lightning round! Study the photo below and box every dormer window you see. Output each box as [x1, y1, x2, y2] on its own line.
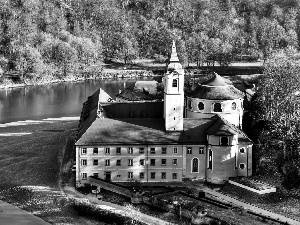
[172, 79, 178, 87]
[220, 137, 229, 146]
[198, 102, 204, 110]
[213, 103, 222, 112]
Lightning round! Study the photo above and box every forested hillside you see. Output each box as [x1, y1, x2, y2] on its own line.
[1, 0, 300, 80]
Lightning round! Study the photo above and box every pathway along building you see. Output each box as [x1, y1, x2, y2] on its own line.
[75, 41, 252, 185]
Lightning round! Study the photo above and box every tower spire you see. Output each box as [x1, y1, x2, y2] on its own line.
[169, 40, 179, 62]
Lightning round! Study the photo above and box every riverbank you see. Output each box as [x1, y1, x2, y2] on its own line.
[0, 60, 264, 89]
[0, 76, 93, 89]
[0, 118, 105, 224]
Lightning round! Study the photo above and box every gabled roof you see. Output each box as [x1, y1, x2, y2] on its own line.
[201, 72, 232, 86]
[75, 118, 216, 145]
[187, 73, 244, 100]
[206, 115, 236, 136]
[116, 81, 161, 101]
[206, 115, 252, 142]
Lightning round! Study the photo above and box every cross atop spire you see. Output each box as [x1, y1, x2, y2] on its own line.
[169, 40, 179, 62]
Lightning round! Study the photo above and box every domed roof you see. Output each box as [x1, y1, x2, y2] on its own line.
[187, 73, 244, 100]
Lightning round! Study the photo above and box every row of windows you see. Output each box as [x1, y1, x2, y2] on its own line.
[81, 147, 206, 155]
[82, 147, 178, 155]
[82, 172, 178, 180]
[187, 100, 237, 112]
[81, 158, 179, 166]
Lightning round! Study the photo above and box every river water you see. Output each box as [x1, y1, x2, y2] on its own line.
[0, 79, 143, 124]
[0, 77, 248, 124]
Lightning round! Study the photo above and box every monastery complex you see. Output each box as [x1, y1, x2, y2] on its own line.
[75, 41, 253, 186]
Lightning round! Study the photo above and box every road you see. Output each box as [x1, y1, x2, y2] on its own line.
[63, 186, 174, 225]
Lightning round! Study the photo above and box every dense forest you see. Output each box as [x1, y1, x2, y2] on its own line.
[1, 0, 300, 81]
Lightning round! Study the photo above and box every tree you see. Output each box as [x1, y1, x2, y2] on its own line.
[250, 47, 300, 187]
[118, 35, 139, 65]
[54, 41, 78, 77]
[10, 44, 44, 77]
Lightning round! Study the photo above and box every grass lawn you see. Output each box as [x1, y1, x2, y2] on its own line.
[220, 173, 300, 222]
[0, 120, 105, 224]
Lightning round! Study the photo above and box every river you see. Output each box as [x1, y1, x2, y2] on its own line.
[0, 76, 250, 124]
[0, 79, 144, 124]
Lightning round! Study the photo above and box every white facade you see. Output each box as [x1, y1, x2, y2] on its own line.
[185, 97, 243, 128]
[163, 41, 184, 132]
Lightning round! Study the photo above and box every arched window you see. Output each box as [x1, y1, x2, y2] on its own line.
[208, 149, 212, 170]
[192, 158, 199, 173]
[239, 163, 245, 170]
[172, 79, 178, 87]
[220, 137, 229, 146]
[213, 103, 222, 112]
[232, 102, 236, 110]
[198, 102, 204, 110]
[188, 99, 192, 109]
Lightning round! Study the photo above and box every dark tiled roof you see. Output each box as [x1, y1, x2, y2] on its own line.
[206, 116, 236, 136]
[101, 102, 163, 118]
[75, 118, 216, 145]
[201, 72, 232, 86]
[206, 115, 252, 142]
[188, 73, 244, 100]
[188, 85, 244, 100]
[116, 81, 162, 101]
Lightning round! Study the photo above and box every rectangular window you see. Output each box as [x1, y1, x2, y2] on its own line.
[139, 147, 145, 154]
[208, 149, 213, 170]
[187, 147, 192, 154]
[93, 159, 98, 166]
[81, 148, 87, 154]
[128, 172, 133, 179]
[172, 173, 177, 179]
[81, 159, 87, 166]
[128, 159, 133, 166]
[93, 148, 98, 154]
[162, 147, 167, 154]
[161, 172, 166, 179]
[93, 173, 98, 178]
[128, 147, 133, 154]
[105, 148, 110, 154]
[150, 159, 155, 166]
[105, 159, 110, 166]
[161, 159, 166, 166]
[173, 147, 178, 154]
[139, 159, 145, 166]
[139, 172, 144, 179]
[116, 147, 121, 154]
[150, 172, 155, 179]
[172, 79, 178, 87]
[82, 173, 87, 180]
[116, 159, 121, 166]
[150, 148, 155, 154]
[173, 159, 178, 165]
[199, 147, 204, 154]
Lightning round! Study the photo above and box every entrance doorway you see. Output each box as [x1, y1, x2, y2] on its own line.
[105, 172, 111, 182]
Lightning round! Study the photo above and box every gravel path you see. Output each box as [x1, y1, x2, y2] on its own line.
[0, 200, 51, 225]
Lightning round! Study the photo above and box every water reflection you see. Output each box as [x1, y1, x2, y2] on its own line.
[0, 77, 249, 124]
[0, 79, 143, 123]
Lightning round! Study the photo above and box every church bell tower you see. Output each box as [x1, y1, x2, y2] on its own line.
[163, 40, 184, 132]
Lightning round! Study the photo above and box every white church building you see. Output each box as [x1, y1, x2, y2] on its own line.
[75, 41, 253, 185]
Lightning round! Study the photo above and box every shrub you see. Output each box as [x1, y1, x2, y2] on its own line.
[70, 199, 143, 225]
